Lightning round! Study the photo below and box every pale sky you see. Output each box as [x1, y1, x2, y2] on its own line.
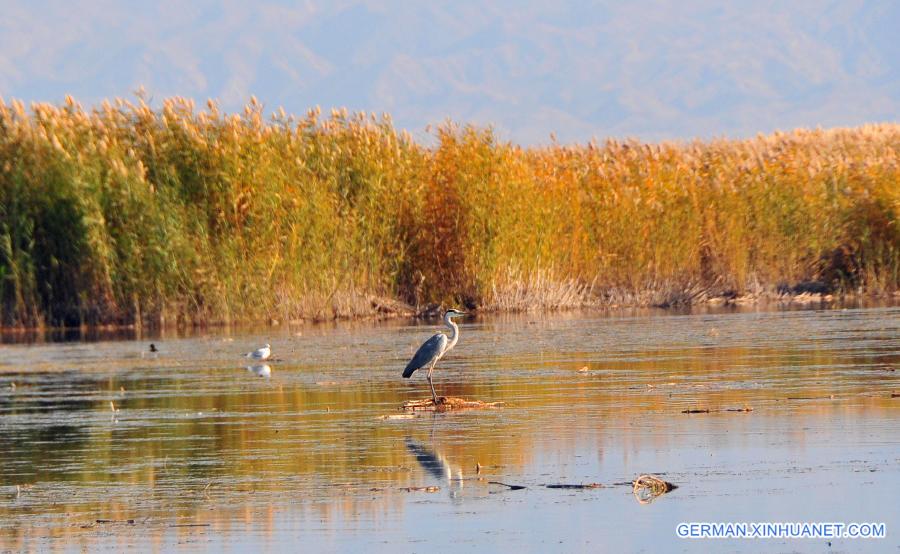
[1, 0, 897, 144]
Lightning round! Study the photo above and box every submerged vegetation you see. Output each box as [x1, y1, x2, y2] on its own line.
[0, 95, 898, 327]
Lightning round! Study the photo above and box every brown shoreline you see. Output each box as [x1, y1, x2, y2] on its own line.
[2, 289, 897, 338]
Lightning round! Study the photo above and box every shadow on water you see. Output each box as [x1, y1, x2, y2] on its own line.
[0, 306, 898, 552]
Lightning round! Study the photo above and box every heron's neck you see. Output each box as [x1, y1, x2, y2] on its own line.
[444, 315, 459, 350]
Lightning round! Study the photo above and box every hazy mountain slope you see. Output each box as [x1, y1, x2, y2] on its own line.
[1, 0, 897, 143]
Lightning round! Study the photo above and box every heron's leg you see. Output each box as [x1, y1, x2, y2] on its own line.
[426, 361, 438, 404]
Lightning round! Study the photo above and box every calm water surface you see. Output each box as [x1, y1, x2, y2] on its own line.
[0, 307, 898, 552]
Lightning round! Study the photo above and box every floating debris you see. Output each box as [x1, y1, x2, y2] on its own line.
[351, 466, 410, 474]
[96, 519, 135, 524]
[632, 474, 677, 504]
[169, 523, 210, 528]
[682, 407, 753, 414]
[401, 486, 440, 493]
[488, 481, 526, 491]
[377, 414, 418, 420]
[402, 397, 504, 412]
[545, 483, 604, 490]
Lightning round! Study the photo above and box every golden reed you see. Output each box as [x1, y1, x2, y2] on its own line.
[0, 96, 897, 326]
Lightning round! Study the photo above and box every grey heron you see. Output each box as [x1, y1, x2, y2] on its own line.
[402, 308, 467, 403]
[245, 343, 272, 361]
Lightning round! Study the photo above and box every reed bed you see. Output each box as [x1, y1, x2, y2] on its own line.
[1, 96, 897, 327]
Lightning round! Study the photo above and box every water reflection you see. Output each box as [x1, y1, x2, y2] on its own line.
[404, 437, 464, 500]
[246, 364, 272, 378]
[0, 307, 898, 552]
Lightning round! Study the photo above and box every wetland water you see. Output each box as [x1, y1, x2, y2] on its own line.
[0, 307, 898, 552]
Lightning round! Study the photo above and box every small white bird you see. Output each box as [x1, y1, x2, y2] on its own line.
[245, 343, 272, 361]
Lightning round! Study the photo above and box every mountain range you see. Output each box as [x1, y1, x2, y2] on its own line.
[1, 0, 897, 144]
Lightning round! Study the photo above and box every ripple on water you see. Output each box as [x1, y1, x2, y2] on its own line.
[0, 306, 898, 552]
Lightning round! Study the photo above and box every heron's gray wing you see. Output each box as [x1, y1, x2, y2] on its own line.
[402, 333, 447, 377]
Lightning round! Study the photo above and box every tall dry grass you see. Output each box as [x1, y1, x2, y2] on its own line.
[1, 96, 897, 326]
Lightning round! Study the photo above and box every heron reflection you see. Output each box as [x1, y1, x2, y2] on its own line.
[404, 437, 464, 500]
